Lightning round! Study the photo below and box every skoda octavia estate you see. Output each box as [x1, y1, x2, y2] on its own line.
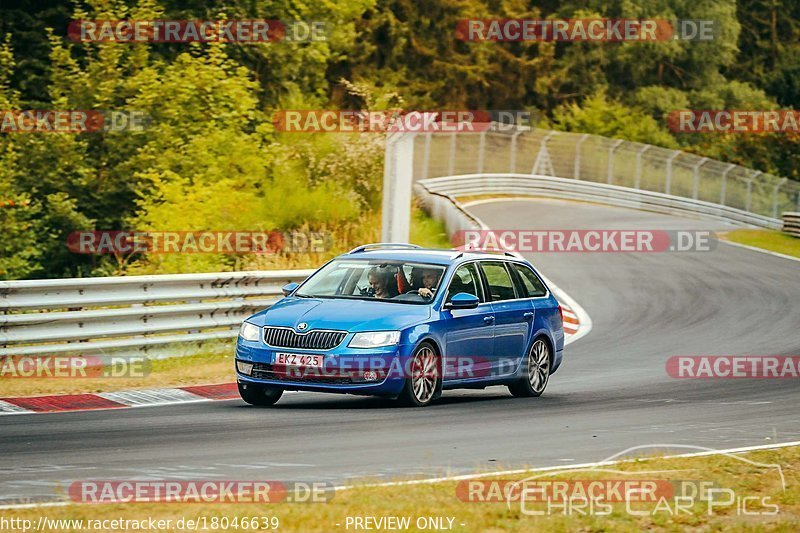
[235, 244, 565, 407]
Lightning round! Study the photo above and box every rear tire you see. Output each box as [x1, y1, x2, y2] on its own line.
[397, 342, 441, 407]
[509, 337, 550, 398]
[238, 382, 283, 406]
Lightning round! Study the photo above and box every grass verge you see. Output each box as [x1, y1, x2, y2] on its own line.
[0, 350, 234, 398]
[1, 446, 797, 531]
[720, 229, 800, 258]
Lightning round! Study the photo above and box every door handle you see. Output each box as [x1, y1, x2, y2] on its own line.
[483, 316, 495, 324]
[523, 312, 534, 320]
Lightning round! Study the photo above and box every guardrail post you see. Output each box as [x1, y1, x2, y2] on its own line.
[420, 132, 432, 181]
[635, 144, 650, 189]
[477, 130, 487, 174]
[720, 164, 735, 205]
[510, 130, 521, 173]
[447, 132, 457, 176]
[607, 139, 623, 184]
[773, 178, 787, 218]
[665, 151, 679, 195]
[574, 133, 589, 180]
[692, 157, 707, 199]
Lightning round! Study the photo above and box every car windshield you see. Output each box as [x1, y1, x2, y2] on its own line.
[295, 259, 447, 304]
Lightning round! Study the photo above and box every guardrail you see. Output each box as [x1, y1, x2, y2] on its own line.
[420, 173, 782, 229]
[783, 212, 800, 237]
[0, 270, 312, 357]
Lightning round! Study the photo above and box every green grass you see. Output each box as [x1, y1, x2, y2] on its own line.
[410, 203, 453, 248]
[722, 229, 800, 258]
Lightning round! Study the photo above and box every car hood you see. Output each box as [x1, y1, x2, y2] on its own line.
[247, 297, 431, 332]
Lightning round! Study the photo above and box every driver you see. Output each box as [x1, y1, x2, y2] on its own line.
[417, 267, 441, 299]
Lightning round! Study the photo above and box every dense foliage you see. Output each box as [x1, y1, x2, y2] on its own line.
[0, 0, 797, 279]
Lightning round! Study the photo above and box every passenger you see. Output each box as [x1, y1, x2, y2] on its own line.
[367, 266, 398, 299]
[417, 267, 441, 299]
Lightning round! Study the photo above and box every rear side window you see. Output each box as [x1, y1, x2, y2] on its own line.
[513, 264, 548, 297]
[479, 262, 517, 301]
[446, 263, 484, 303]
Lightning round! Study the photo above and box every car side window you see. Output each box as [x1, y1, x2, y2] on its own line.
[512, 264, 548, 298]
[445, 263, 483, 303]
[479, 261, 517, 301]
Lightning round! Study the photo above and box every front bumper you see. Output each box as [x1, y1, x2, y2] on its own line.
[235, 337, 409, 395]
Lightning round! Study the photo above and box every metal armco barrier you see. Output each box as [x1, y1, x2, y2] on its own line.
[420, 174, 783, 229]
[0, 270, 313, 357]
[783, 212, 800, 237]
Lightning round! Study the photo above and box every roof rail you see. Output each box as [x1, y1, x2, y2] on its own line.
[461, 248, 518, 258]
[347, 243, 422, 254]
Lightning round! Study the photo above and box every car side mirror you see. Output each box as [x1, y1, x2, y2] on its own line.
[444, 292, 480, 310]
[282, 282, 300, 297]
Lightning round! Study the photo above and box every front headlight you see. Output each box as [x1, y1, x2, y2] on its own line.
[348, 331, 401, 348]
[239, 322, 261, 342]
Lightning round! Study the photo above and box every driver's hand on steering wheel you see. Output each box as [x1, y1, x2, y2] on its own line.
[418, 288, 434, 299]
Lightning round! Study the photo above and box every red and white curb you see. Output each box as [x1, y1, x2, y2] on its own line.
[0, 383, 239, 416]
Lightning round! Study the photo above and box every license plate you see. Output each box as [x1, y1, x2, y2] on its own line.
[274, 353, 324, 368]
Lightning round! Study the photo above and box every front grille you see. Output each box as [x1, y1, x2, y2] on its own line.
[263, 327, 346, 350]
[250, 362, 354, 384]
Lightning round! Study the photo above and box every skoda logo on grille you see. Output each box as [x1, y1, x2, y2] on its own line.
[296, 322, 308, 331]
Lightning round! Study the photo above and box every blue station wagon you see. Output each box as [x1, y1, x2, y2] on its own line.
[235, 244, 564, 407]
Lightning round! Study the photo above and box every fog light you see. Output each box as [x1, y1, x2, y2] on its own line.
[363, 370, 378, 381]
[237, 361, 254, 375]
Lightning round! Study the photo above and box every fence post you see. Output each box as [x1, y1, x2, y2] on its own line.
[721, 164, 735, 205]
[447, 132, 457, 176]
[574, 133, 589, 180]
[773, 178, 787, 219]
[381, 133, 415, 242]
[510, 130, 521, 173]
[477, 130, 487, 174]
[746, 171, 761, 213]
[665, 151, 679, 195]
[531, 131, 556, 175]
[635, 144, 650, 189]
[420, 132, 432, 181]
[607, 139, 623, 184]
[692, 157, 707, 200]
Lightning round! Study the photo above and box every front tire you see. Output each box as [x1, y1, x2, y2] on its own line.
[397, 342, 441, 407]
[509, 337, 550, 398]
[238, 382, 283, 406]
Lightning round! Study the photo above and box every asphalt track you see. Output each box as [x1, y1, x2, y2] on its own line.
[2, 199, 799, 504]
